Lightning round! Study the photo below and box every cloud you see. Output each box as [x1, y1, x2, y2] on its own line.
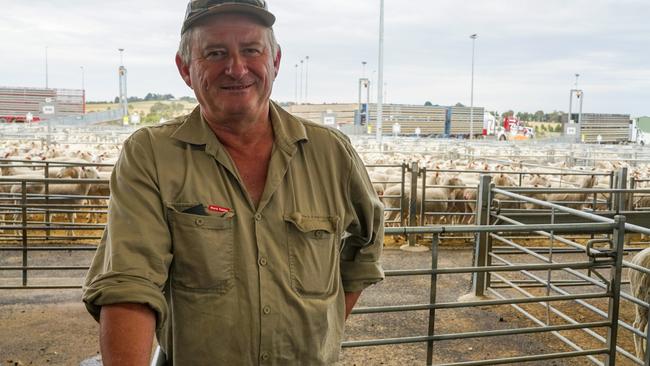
[0, 0, 648, 115]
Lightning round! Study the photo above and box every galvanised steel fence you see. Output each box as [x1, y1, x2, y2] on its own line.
[340, 173, 650, 365]
[3, 158, 650, 364]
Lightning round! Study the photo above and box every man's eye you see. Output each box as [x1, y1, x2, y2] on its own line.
[206, 50, 226, 58]
[243, 48, 262, 55]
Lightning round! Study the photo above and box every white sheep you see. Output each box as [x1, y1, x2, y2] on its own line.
[5, 166, 100, 236]
[629, 247, 650, 360]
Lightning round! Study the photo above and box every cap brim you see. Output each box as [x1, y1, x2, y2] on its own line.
[182, 3, 276, 34]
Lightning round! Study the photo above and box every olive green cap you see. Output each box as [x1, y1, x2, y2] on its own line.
[182, 0, 276, 34]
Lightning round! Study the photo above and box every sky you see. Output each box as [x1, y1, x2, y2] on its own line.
[1, 0, 649, 117]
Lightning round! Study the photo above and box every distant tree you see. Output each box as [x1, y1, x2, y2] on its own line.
[113, 96, 120, 103]
[503, 110, 514, 117]
[424, 101, 433, 106]
[454, 102, 465, 107]
[179, 96, 198, 103]
[554, 124, 563, 132]
[534, 110, 545, 122]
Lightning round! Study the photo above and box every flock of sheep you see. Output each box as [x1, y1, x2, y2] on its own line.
[2, 134, 650, 359]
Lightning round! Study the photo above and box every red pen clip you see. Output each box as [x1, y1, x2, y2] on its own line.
[208, 205, 231, 213]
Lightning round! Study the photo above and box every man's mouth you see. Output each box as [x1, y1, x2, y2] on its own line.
[221, 82, 254, 90]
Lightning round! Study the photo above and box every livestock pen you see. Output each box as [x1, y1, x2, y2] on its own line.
[3, 134, 650, 365]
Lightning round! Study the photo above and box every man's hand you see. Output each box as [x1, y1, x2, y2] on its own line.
[344, 291, 362, 320]
[100, 303, 156, 366]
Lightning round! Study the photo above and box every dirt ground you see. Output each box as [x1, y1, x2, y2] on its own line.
[0, 241, 644, 366]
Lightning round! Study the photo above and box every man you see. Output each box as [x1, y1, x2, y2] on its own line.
[82, 1, 384, 365]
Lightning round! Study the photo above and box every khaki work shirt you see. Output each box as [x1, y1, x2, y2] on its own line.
[82, 101, 385, 365]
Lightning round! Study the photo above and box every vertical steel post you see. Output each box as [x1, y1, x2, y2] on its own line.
[420, 167, 427, 227]
[644, 304, 650, 365]
[21, 181, 28, 287]
[426, 233, 440, 365]
[400, 163, 407, 227]
[408, 161, 419, 247]
[613, 168, 628, 214]
[608, 171, 615, 211]
[45, 162, 51, 240]
[628, 178, 636, 211]
[471, 174, 492, 297]
[605, 215, 625, 366]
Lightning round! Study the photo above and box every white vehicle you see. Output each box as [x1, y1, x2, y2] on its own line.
[636, 130, 650, 146]
[630, 118, 650, 145]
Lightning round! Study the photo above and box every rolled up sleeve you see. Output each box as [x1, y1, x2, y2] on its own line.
[340, 144, 384, 293]
[82, 129, 173, 330]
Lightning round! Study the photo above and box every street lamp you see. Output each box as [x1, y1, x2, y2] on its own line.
[299, 59, 304, 104]
[304, 56, 309, 103]
[376, 0, 385, 144]
[294, 64, 298, 105]
[45, 46, 49, 89]
[117, 48, 128, 123]
[81, 66, 86, 114]
[80, 66, 85, 90]
[469, 33, 478, 139]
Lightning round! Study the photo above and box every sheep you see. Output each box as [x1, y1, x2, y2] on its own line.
[5, 167, 100, 236]
[492, 173, 519, 209]
[522, 174, 552, 210]
[547, 175, 598, 209]
[87, 170, 111, 224]
[629, 247, 650, 360]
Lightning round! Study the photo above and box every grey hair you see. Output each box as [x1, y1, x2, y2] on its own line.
[177, 26, 279, 65]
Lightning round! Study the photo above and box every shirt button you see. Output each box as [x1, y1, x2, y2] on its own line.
[261, 352, 270, 361]
[195, 218, 204, 226]
[314, 230, 324, 238]
[259, 257, 268, 266]
[263, 306, 271, 315]
[254, 213, 262, 221]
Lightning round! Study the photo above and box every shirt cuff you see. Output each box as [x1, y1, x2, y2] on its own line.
[340, 260, 385, 293]
[82, 274, 168, 331]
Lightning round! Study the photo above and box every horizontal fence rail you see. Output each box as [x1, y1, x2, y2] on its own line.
[2, 135, 650, 365]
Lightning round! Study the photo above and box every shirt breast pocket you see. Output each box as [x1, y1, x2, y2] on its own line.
[285, 213, 340, 298]
[168, 208, 235, 293]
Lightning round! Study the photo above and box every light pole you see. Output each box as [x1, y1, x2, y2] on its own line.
[81, 66, 86, 114]
[80, 66, 85, 90]
[376, 0, 385, 144]
[45, 46, 49, 89]
[294, 64, 298, 105]
[574, 73, 580, 89]
[304, 56, 309, 103]
[299, 59, 304, 104]
[469, 33, 478, 139]
[117, 48, 128, 123]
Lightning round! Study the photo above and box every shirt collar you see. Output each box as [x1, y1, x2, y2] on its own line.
[170, 101, 308, 152]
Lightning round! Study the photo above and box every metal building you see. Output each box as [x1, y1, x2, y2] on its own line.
[0, 86, 85, 120]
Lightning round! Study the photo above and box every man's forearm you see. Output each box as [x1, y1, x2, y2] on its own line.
[344, 291, 362, 320]
[100, 303, 156, 366]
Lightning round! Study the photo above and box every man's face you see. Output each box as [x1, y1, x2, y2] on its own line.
[177, 13, 281, 124]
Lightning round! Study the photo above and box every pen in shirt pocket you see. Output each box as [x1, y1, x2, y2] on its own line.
[208, 204, 235, 218]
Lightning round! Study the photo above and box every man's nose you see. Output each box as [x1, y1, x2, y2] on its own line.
[225, 53, 247, 79]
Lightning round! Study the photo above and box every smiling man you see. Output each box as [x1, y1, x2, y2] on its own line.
[82, 1, 384, 365]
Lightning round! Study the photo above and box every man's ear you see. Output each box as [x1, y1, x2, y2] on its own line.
[176, 53, 193, 88]
[273, 45, 282, 79]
